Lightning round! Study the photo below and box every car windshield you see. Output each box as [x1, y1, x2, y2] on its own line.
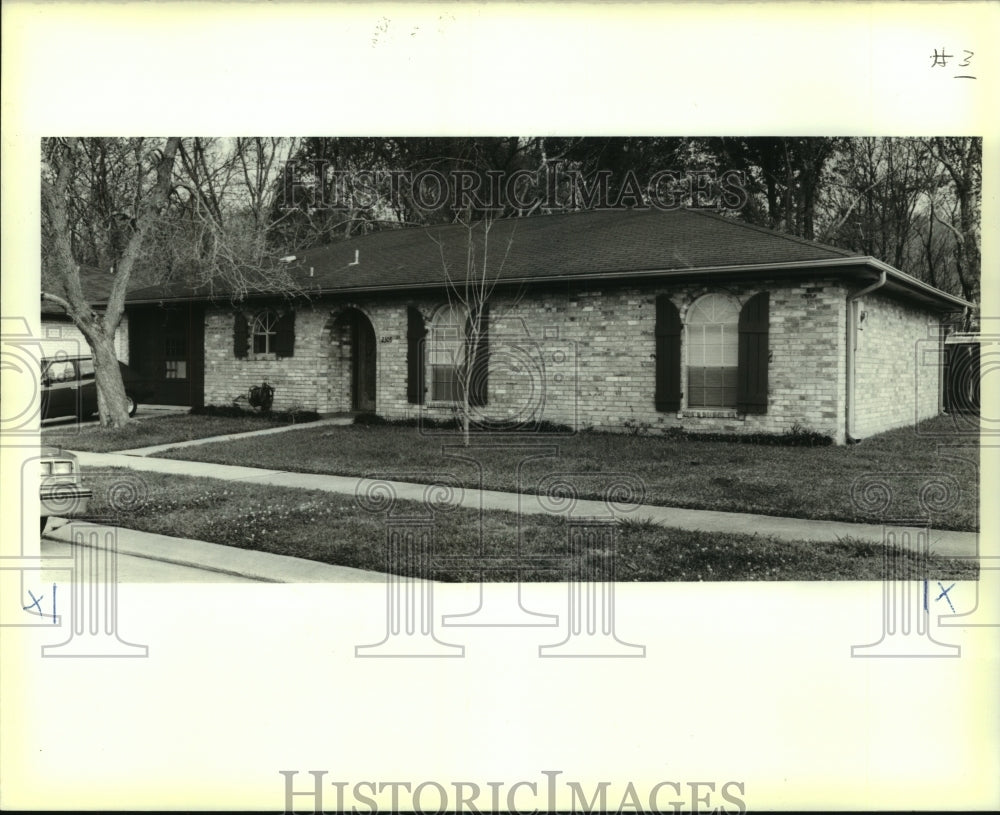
[44, 359, 75, 382]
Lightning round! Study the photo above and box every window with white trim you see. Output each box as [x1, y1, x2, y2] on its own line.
[252, 309, 279, 355]
[686, 293, 739, 409]
[429, 304, 465, 402]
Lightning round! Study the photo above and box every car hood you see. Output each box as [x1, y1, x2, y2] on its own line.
[40, 445, 74, 459]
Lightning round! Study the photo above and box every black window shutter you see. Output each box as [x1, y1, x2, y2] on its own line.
[274, 309, 295, 358]
[654, 296, 682, 411]
[467, 303, 489, 407]
[737, 291, 769, 414]
[407, 307, 426, 405]
[234, 311, 248, 359]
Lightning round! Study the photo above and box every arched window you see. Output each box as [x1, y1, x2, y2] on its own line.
[686, 294, 739, 408]
[429, 304, 465, 401]
[252, 309, 279, 355]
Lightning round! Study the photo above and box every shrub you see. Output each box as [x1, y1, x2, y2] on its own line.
[661, 425, 832, 447]
[352, 413, 389, 426]
[190, 405, 320, 423]
[352, 414, 574, 433]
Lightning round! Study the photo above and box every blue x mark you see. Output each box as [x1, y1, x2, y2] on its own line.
[935, 582, 956, 613]
[23, 590, 44, 614]
[22, 586, 57, 622]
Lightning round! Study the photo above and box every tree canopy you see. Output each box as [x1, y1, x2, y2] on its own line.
[269, 136, 980, 306]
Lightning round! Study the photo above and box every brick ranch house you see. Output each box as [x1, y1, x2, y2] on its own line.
[117, 208, 972, 444]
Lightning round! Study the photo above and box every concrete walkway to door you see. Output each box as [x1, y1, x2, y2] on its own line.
[117, 415, 355, 456]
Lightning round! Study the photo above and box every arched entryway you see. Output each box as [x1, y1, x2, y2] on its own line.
[330, 308, 377, 413]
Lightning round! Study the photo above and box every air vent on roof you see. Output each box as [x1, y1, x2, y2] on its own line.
[349, 250, 360, 266]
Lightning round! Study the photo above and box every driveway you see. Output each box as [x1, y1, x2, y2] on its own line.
[41, 403, 188, 429]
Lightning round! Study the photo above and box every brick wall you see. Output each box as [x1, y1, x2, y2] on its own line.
[199, 280, 946, 443]
[202, 278, 861, 440]
[204, 306, 327, 410]
[412, 277, 848, 441]
[39, 316, 129, 363]
[851, 291, 942, 439]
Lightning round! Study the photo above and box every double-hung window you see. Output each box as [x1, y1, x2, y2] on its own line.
[686, 294, 739, 409]
[429, 304, 465, 402]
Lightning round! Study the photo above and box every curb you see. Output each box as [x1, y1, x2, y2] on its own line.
[43, 519, 387, 584]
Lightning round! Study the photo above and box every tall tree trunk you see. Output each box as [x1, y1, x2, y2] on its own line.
[42, 137, 179, 429]
[462, 384, 471, 447]
[90, 331, 130, 425]
[933, 137, 981, 306]
[923, 200, 938, 288]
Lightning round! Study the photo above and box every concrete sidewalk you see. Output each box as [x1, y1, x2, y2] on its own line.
[43, 517, 385, 583]
[72, 449, 980, 559]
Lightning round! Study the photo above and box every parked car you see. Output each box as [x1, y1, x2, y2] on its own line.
[40, 356, 141, 420]
[39, 446, 92, 534]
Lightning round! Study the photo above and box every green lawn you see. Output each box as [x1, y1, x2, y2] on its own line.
[77, 468, 979, 581]
[157, 415, 980, 531]
[43, 411, 315, 453]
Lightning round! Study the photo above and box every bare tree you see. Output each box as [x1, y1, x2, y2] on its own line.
[165, 136, 306, 300]
[815, 137, 980, 309]
[928, 137, 981, 309]
[41, 137, 315, 427]
[41, 137, 180, 428]
[430, 213, 517, 446]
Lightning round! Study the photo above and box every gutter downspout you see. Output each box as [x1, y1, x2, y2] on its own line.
[845, 270, 887, 443]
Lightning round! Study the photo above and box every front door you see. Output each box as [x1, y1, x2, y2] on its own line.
[352, 314, 376, 413]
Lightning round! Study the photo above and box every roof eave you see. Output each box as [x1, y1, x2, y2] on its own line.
[121, 256, 973, 312]
[862, 257, 975, 311]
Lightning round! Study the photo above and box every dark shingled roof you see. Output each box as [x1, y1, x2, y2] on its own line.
[117, 208, 970, 310]
[124, 208, 858, 301]
[290, 207, 861, 290]
[41, 264, 159, 316]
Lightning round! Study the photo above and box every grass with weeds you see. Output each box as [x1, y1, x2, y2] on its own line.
[78, 468, 978, 581]
[42, 410, 317, 453]
[158, 415, 979, 531]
